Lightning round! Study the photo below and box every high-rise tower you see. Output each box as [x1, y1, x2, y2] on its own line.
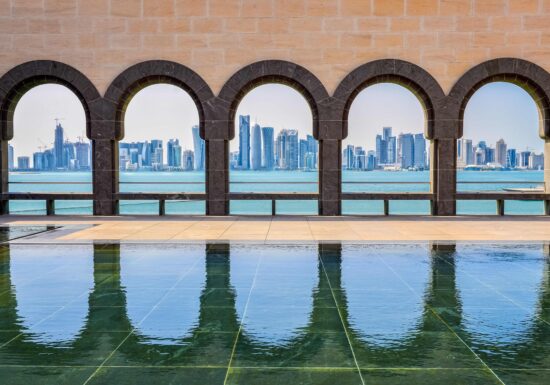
[54, 122, 64, 168]
[238, 115, 250, 170]
[251, 123, 262, 170]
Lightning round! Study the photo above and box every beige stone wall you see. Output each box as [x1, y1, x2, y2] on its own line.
[0, 0, 549, 94]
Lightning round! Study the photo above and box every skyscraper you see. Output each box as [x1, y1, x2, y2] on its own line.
[251, 123, 262, 170]
[387, 136, 397, 164]
[299, 139, 308, 169]
[167, 139, 182, 168]
[398, 133, 414, 169]
[192, 125, 205, 171]
[506, 148, 517, 168]
[17, 156, 30, 170]
[413, 133, 426, 169]
[74, 142, 90, 170]
[495, 138, 507, 166]
[275, 129, 299, 170]
[8, 144, 14, 170]
[261, 126, 274, 170]
[343, 145, 354, 169]
[33, 152, 44, 170]
[306, 135, 317, 169]
[150, 140, 163, 170]
[238, 115, 250, 170]
[183, 150, 194, 171]
[54, 122, 64, 168]
[375, 134, 387, 165]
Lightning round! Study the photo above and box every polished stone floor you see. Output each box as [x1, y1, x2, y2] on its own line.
[5, 216, 550, 241]
[0, 233, 548, 384]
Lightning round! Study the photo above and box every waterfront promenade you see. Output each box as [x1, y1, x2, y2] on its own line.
[3, 216, 550, 242]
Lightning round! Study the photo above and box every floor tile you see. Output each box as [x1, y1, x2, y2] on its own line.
[87, 367, 227, 385]
[225, 368, 363, 385]
[0, 366, 96, 385]
[359, 368, 502, 385]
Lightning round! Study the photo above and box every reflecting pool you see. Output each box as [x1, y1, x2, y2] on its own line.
[0, 242, 548, 384]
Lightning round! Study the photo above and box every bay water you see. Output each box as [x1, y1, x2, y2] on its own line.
[7, 170, 545, 215]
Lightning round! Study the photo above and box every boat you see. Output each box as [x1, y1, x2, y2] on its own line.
[503, 187, 544, 192]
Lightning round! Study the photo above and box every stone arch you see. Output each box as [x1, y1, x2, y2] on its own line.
[333, 59, 445, 141]
[448, 58, 550, 140]
[0, 60, 100, 141]
[104, 60, 215, 141]
[218, 60, 330, 141]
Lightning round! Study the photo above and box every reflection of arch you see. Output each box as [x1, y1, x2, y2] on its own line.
[233, 245, 318, 346]
[121, 244, 204, 344]
[2, 242, 550, 371]
[10, 245, 94, 346]
[340, 244, 430, 347]
[0, 60, 100, 214]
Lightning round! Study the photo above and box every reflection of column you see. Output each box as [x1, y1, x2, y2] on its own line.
[0, 140, 8, 214]
[319, 140, 341, 215]
[0, 245, 20, 332]
[198, 243, 239, 331]
[84, 244, 131, 333]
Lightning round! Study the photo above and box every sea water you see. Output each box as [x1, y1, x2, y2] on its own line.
[7, 170, 545, 215]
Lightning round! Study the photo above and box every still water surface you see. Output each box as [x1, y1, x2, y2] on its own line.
[0, 240, 548, 384]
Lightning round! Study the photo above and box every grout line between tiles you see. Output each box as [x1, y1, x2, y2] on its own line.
[379, 254, 506, 385]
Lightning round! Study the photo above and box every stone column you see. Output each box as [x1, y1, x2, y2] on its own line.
[205, 138, 229, 215]
[92, 139, 118, 215]
[204, 97, 230, 216]
[318, 99, 343, 216]
[432, 138, 457, 216]
[319, 139, 341, 216]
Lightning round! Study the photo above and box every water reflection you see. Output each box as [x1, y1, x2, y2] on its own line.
[456, 244, 545, 346]
[0, 242, 548, 384]
[121, 244, 204, 345]
[341, 244, 430, 347]
[233, 245, 318, 346]
[9, 245, 94, 346]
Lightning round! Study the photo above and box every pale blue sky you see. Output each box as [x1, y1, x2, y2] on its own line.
[11, 81, 543, 161]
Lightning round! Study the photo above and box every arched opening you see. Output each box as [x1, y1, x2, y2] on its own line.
[457, 82, 544, 215]
[10, 84, 92, 214]
[343, 83, 430, 215]
[229, 84, 317, 215]
[119, 84, 204, 215]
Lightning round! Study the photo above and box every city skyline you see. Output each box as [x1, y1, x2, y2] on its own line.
[10, 82, 545, 163]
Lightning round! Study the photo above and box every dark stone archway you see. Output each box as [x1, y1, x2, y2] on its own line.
[0, 60, 101, 215]
[448, 58, 550, 213]
[103, 60, 215, 215]
[333, 59, 447, 215]
[217, 60, 332, 215]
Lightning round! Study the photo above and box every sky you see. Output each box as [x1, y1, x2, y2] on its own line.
[11, 81, 543, 163]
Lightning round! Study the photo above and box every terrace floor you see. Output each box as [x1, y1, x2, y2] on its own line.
[2, 215, 550, 242]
